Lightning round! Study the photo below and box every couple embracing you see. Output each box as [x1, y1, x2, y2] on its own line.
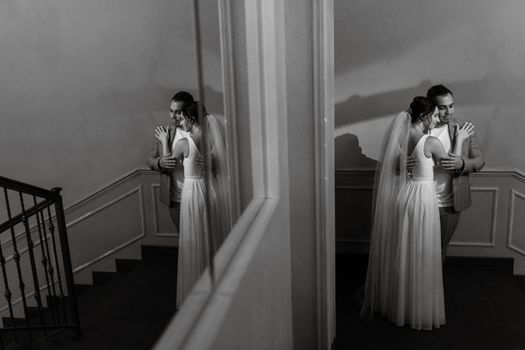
[360, 84, 485, 330]
[147, 92, 230, 308]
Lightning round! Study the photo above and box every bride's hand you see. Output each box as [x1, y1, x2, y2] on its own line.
[455, 122, 474, 141]
[155, 126, 169, 144]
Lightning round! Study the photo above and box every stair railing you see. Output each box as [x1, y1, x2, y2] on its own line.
[0, 176, 80, 348]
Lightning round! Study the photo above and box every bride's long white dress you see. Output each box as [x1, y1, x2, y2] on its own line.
[361, 133, 445, 330]
[176, 135, 218, 308]
[390, 135, 445, 330]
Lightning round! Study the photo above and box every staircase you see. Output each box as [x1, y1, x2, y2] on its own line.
[0, 176, 81, 350]
[6, 245, 178, 350]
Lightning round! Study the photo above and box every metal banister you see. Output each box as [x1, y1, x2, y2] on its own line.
[0, 176, 59, 201]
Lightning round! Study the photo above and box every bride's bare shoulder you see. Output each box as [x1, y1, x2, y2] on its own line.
[425, 135, 441, 146]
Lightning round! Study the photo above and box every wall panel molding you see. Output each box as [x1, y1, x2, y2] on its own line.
[70, 186, 147, 272]
[66, 185, 145, 231]
[0, 169, 178, 320]
[3, 186, 146, 264]
[73, 231, 147, 273]
[450, 186, 498, 247]
[336, 168, 525, 262]
[151, 184, 178, 237]
[1, 169, 154, 252]
[508, 188, 525, 256]
[65, 168, 148, 213]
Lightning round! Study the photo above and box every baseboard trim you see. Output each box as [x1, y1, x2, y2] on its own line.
[336, 250, 514, 268]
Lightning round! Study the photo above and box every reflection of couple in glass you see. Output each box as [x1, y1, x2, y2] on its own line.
[147, 91, 229, 308]
[360, 85, 485, 330]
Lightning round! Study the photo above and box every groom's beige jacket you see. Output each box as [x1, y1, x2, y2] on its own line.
[146, 125, 183, 206]
[447, 118, 485, 211]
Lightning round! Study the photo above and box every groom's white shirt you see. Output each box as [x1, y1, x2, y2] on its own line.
[431, 124, 454, 207]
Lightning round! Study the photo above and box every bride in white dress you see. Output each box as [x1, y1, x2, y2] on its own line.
[156, 101, 220, 308]
[360, 96, 473, 330]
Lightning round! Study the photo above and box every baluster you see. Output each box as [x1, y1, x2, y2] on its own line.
[0, 177, 81, 343]
[42, 206, 62, 324]
[46, 205, 71, 325]
[19, 193, 46, 333]
[33, 196, 55, 330]
[0, 190, 17, 342]
[52, 193, 80, 336]
[3, 189, 32, 341]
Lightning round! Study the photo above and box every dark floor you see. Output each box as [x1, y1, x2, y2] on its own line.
[335, 254, 525, 350]
[13, 246, 178, 350]
[7, 250, 525, 349]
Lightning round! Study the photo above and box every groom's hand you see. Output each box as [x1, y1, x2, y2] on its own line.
[406, 155, 418, 172]
[441, 155, 464, 171]
[159, 155, 177, 169]
[195, 155, 206, 176]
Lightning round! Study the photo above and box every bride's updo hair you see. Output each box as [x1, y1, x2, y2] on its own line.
[183, 101, 208, 128]
[408, 96, 435, 124]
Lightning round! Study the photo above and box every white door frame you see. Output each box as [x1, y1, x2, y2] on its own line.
[313, 0, 336, 348]
[153, 0, 335, 348]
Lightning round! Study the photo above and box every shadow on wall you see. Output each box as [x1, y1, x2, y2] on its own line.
[335, 76, 525, 169]
[335, 134, 377, 169]
[336, 75, 525, 129]
[335, 80, 432, 129]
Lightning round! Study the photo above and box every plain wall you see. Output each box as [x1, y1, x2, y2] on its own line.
[0, 0, 223, 208]
[207, 205, 294, 350]
[285, 1, 318, 349]
[335, 0, 525, 171]
[198, 1, 320, 348]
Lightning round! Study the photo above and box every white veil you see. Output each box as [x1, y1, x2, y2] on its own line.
[204, 112, 231, 250]
[360, 111, 411, 319]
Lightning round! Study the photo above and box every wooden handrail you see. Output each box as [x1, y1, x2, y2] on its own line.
[0, 176, 60, 200]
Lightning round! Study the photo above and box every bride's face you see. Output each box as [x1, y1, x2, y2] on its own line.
[180, 115, 191, 132]
[424, 107, 440, 130]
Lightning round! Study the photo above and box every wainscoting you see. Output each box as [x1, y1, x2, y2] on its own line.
[63, 169, 178, 284]
[336, 169, 525, 274]
[0, 169, 176, 319]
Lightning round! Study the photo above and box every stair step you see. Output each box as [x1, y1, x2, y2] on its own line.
[4, 244, 178, 349]
[115, 258, 141, 273]
[92, 271, 117, 286]
[4, 340, 33, 350]
[2, 317, 26, 328]
[141, 245, 178, 259]
[74, 284, 91, 297]
[3, 308, 49, 326]
[26, 306, 48, 319]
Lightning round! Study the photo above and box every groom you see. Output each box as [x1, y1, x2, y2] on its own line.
[147, 91, 195, 231]
[426, 84, 485, 263]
